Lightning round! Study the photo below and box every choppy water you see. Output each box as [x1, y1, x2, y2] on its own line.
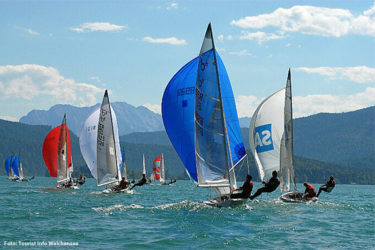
[1, 177, 374, 249]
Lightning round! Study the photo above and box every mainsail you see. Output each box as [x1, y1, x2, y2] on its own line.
[249, 69, 295, 192]
[42, 115, 72, 180]
[96, 90, 121, 186]
[142, 154, 146, 176]
[160, 153, 166, 184]
[79, 105, 121, 182]
[162, 24, 246, 191]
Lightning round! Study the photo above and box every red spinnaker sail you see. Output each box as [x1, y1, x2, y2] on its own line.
[152, 156, 161, 180]
[42, 124, 72, 177]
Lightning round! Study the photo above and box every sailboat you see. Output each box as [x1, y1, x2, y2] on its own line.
[12, 154, 33, 182]
[151, 154, 174, 185]
[162, 24, 247, 207]
[79, 90, 128, 193]
[4, 156, 18, 181]
[42, 114, 77, 189]
[249, 69, 317, 203]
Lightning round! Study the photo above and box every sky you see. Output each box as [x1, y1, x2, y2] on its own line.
[0, 0, 374, 121]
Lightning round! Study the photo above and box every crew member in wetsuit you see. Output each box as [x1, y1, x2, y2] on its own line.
[303, 182, 316, 199]
[64, 178, 73, 188]
[230, 174, 253, 199]
[250, 170, 280, 200]
[317, 176, 335, 197]
[112, 177, 129, 191]
[78, 176, 86, 185]
[130, 174, 147, 190]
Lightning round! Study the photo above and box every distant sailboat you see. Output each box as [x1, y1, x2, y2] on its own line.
[11, 154, 33, 182]
[42, 114, 77, 189]
[151, 154, 172, 185]
[249, 69, 317, 202]
[80, 90, 128, 193]
[4, 156, 18, 181]
[162, 24, 247, 207]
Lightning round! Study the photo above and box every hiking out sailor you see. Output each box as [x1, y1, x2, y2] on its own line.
[317, 176, 335, 197]
[250, 170, 280, 200]
[130, 174, 147, 190]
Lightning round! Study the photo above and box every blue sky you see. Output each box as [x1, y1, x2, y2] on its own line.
[0, 0, 374, 121]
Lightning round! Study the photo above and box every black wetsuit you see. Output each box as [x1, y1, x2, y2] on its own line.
[230, 180, 253, 199]
[251, 176, 280, 199]
[113, 180, 129, 191]
[130, 177, 147, 190]
[317, 179, 335, 197]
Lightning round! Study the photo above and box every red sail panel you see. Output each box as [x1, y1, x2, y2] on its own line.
[42, 124, 72, 177]
[42, 126, 60, 177]
[153, 156, 161, 180]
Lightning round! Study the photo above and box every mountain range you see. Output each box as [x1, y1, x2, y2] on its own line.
[20, 102, 163, 136]
[1, 105, 374, 184]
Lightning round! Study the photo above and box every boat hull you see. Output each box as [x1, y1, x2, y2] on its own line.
[280, 191, 318, 203]
[102, 187, 133, 194]
[204, 196, 248, 208]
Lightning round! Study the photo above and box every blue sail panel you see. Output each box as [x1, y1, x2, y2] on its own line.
[4, 156, 13, 176]
[216, 52, 246, 165]
[11, 156, 20, 178]
[162, 57, 199, 182]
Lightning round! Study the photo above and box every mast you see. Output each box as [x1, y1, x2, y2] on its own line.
[142, 154, 146, 175]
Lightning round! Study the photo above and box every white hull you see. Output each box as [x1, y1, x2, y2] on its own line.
[280, 191, 318, 203]
[204, 196, 248, 208]
[102, 187, 134, 194]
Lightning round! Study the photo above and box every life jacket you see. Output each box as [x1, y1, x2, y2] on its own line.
[306, 184, 316, 196]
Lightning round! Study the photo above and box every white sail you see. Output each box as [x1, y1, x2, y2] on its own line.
[249, 70, 295, 192]
[57, 114, 69, 183]
[79, 105, 121, 181]
[160, 153, 166, 184]
[142, 154, 146, 175]
[19, 161, 24, 179]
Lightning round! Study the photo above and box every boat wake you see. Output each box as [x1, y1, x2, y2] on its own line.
[92, 204, 144, 214]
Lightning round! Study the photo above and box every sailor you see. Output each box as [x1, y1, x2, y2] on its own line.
[317, 176, 335, 197]
[230, 174, 253, 199]
[112, 177, 129, 191]
[250, 170, 280, 200]
[303, 182, 316, 199]
[130, 174, 147, 190]
[78, 176, 86, 185]
[64, 178, 73, 188]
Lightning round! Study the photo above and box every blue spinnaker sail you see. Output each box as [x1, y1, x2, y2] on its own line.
[120, 151, 125, 178]
[216, 52, 246, 165]
[4, 156, 13, 176]
[162, 57, 199, 182]
[11, 156, 20, 178]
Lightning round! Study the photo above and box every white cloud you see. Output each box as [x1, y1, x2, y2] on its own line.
[235, 95, 262, 118]
[218, 34, 224, 41]
[240, 31, 284, 44]
[231, 4, 375, 37]
[285, 43, 291, 47]
[295, 66, 375, 84]
[0, 64, 104, 107]
[236, 87, 375, 118]
[71, 22, 126, 32]
[166, 2, 178, 10]
[227, 35, 233, 40]
[26, 28, 38, 35]
[0, 116, 18, 122]
[229, 50, 253, 56]
[143, 36, 187, 45]
[142, 104, 161, 114]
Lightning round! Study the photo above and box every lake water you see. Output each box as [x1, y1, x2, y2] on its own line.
[1, 177, 374, 249]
